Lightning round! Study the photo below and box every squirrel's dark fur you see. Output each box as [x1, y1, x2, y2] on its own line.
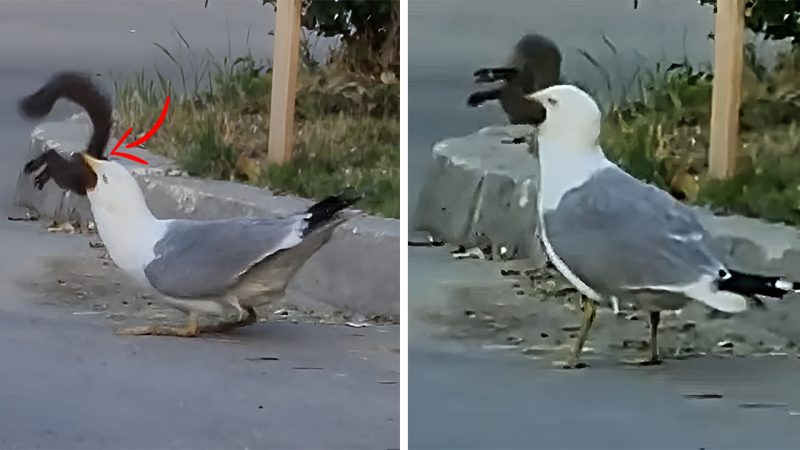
[19, 72, 114, 194]
[467, 33, 563, 125]
[19, 72, 112, 159]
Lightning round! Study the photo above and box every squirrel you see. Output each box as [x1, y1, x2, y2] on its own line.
[467, 33, 562, 126]
[18, 72, 113, 195]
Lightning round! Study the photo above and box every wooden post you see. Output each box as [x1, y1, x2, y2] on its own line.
[708, 0, 745, 179]
[268, 0, 302, 164]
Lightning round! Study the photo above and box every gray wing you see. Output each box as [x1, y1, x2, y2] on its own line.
[543, 167, 723, 297]
[144, 216, 306, 298]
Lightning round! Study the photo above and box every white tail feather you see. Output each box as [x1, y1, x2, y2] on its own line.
[636, 275, 748, 313]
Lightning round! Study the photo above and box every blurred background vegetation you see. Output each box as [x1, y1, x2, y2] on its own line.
[115, 0, 400, 218]
[594, 0, 800, 225]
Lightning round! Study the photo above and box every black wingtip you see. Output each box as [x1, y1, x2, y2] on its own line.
[304, 187, 363, 233]
[335, 186, 364, 206]
[719, 270, 797, 299]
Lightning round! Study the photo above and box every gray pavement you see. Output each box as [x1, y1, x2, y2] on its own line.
[409, 2, 800, 449]
[0, 2, 397, 449]
[409, 248, 800, 450]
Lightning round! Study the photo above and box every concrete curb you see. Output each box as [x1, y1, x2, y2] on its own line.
[413, 126, 800, 276]
[14, 114, 399, 318]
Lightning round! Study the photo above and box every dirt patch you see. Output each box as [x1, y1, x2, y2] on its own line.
[419, 263, 800, 365]
[16, 243, 390, 330]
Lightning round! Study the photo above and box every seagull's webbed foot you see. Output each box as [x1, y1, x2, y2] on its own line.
[241, 305, 258, 325]
[115, 313, 200, 337]
[562, 297, 597, 369]
[199, 306, 258, 333]
[622, 311, 663, 366]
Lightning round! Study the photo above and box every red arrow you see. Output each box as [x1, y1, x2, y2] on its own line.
[108, 96, 170, 165]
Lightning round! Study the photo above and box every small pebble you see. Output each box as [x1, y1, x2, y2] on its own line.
[738, 402, 787, 409]
[622, 339, 648, 350]
[683, 393, 723, 400]
[707, 310, 733, 320]
[500, 269, 521, 276]
[523, 345, 554, 356]
[726, 332, 747, 343]
[482, 344, 519, 351]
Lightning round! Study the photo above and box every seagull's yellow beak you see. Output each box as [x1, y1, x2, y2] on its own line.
[525, 89, 547, 103]
[80, 153, 101, 172]
[78, 153, 102, 193]
[525, 92, 540, 102]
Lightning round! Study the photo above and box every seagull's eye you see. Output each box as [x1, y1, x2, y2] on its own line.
[547, 97, 558, 106]
[102, 174, 109, 184]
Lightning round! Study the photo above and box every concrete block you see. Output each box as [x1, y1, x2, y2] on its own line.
[414, 125, 545, 264]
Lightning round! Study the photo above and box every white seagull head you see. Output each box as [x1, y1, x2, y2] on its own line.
[80, 153, 151, 218]
[526, 84, 601, 147]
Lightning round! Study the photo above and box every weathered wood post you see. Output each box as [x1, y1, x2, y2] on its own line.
[708, 0, 745, 179]
[268, 0, 302, 164]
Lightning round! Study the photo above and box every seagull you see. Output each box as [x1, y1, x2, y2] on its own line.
[467, 33, 562, 126]
[524, 84, 800, 368]
[19, 72, 362, 337]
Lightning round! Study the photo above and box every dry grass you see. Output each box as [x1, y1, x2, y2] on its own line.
[114, 45, 399, 218]
[588, 42, 800, 225]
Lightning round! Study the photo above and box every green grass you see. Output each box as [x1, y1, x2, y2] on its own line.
[113, 40, 399, 218]
[586, 40, 800, 226]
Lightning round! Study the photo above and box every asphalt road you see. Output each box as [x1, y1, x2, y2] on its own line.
[409, 248, 800, 450]
[409, 2, 800, 449]
[0, 2, 398, 449]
